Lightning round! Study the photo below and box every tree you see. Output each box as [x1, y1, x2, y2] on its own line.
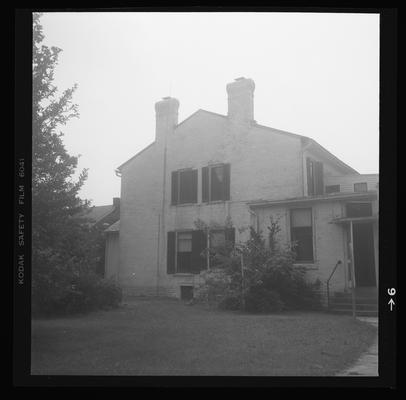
[32, 13, 119, 314]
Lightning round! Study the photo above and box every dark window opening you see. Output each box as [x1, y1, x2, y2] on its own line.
[202, 164, 230, 202]
[290, 208, 314, 262]
[180, 286, 194, 301]
[354, 182, 368, 192]
[176, 232, 192, 273]
[346, 202, 372, 218]
[325, 184, 340, 194]
[167, 230, 206, 275]
[306, 158, 324, 196]
[171, 169, 198, 205]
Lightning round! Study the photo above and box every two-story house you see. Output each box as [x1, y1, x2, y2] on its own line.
[114, 77, 378, 305]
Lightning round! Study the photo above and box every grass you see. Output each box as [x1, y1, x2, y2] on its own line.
[31, 297, 377, 376]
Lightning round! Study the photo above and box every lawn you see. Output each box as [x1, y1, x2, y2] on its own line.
[31, 297, 377, 376]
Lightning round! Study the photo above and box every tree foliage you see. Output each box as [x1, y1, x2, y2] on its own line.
[32, 13, 121, 315]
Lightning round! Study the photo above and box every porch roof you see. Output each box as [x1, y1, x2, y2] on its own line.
[329, 215, 379, 224]
[248, 191, 378, 209]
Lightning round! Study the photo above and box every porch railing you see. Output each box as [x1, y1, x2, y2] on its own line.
[326, 260, 342, 309]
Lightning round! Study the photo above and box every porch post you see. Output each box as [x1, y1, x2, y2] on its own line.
[349, 221, 356, 317]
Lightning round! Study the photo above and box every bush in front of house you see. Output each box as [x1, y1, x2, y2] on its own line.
[195, 217, 322, 313]
[32, 250, 122, 316]
[244, 286, 284, 313]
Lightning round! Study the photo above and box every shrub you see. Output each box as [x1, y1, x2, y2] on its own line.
[218, 295, 242, 311]
[32, 267, 122, 316]
[194, 269, 233, 307]
[194, 217, 322, 313]
[245, 286, 284, 313]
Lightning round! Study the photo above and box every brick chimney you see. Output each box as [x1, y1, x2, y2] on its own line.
[155, 97, 180, 143]
[226, 77, 255, 123]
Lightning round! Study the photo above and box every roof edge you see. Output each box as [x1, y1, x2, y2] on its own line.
[248, 191, 378, 208]
[307, 139, 359, 175]
[117, 142, 156, 171]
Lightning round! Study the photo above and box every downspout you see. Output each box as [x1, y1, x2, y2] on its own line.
[157, 116, 170, 295]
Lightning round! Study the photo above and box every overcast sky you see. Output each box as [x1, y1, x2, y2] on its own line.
[40, 12, 379, 206]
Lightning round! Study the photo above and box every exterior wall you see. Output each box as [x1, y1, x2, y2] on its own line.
[325, 174, 379, 193]
[302, 148, 352, 197]
[118, 107, 378, 299]
[119, 111, 305, 297]
[119, 142, 165, 295]
[255, 200, 349, 294]
[105, 232, 120, 280]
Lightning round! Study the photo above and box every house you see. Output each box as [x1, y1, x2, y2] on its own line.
[104, 220, 120, 280]
[115, 77, 378, 305]
[84, 197, 120, 228]
[83, 197, 120, 278]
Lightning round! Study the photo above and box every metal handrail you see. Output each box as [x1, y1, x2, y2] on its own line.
[326, 260, 342, 309]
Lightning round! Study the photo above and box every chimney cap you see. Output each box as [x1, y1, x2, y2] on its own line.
[162, 96, 171, 100]
[235, 77, 246, 81]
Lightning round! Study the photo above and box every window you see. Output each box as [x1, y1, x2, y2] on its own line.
[208, 228, 235, 268]
[171, 169, 198, 205]
[290, 208, 314, 262]
[176, 232, 192, 273]
[306, 158, 324, 196]
[202, 164, 230, 202]
[167, 228, 235, 274]
[167, 230, 206, 274]
[325, 184, 340, 194]
[346, 202, 372, 218]
[354, 182, 368, 192]
[180, 286, 194, 301]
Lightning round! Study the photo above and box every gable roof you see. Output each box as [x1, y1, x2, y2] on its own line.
[116, 108, 358, 175]
[105, 219, 120, 233]
[84, 205, 115, 223]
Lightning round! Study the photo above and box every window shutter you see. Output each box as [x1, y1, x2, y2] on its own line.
[191, 230, 207, 273]
[167, 231, 176, 274]
[306, 158, 314, 196]
[223, 164, 230, 201]
[225, 227, 235, 245]
[191, 169, 198, 203]
[171, 171, 178, 205]
[202, 166, 209, 202]
[314, 162, 324, 195]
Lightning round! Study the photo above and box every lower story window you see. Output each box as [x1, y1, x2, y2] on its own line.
[167, 230, 206, 274]
[176, 232, 192, 273]
[290, 208, 314, 263]
[167, 228, 235, 274]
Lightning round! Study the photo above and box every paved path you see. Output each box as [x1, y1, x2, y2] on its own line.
[337, 317, 378, 376]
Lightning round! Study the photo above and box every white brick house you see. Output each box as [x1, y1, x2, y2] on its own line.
[113, 77, 379, 302]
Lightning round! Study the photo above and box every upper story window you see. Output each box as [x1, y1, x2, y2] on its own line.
[171, 169, 198, 205]
[354, 182, 368, 192]
[202, 164, 230, 202]
[325, 184, 340, 194]
[290, 208, 314, 263]
[306, 158, 324, 196]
